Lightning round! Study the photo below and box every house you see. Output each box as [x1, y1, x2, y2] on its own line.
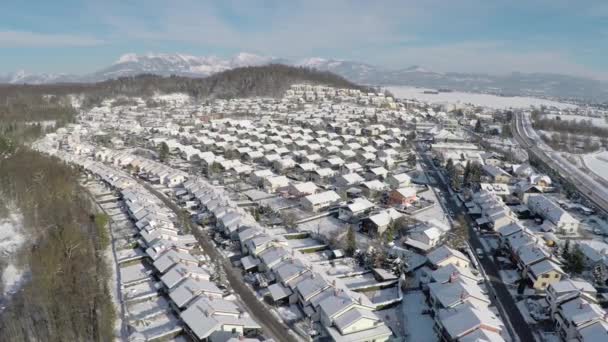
[340, 162, 364, 175]
[250, 169, 274, 186]
[554, 297, 607, 341]
[435, 305, 505, 341]
[365, 166, 388, 181]
[263, 175, 290, 193]
[338, 198, 375, 223]
[527, 259, 564, 291]
[388, 187, 417, 207]
[360, 208, 402, 236]
[386, 173, 411, 189]
[525, 194, 579, 234]
[335, 173, 365, 187]
[427, 278, 489, 310]
[169, 277, 223, 308]
[309, 168, 336, 184]
[530, 174, 552, 189]
[482, 165, 512, 184]
[428, 264, 482, 285]
[180, 296, 261, 341]
[161, 263, 211, 290]
[406, 226, 443, 251]
[577, 240, 608, 270]
[301, 191, 341, 212]
[288, 182, 319, 198]
[546, 278, 598, 317]
[358, 180, 387, 199]
[427, 246, 471, 269]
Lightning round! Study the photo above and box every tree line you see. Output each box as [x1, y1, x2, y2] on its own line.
[532, 116, 608, 138]
[0, 147, 115, 341]
[1, 64, 372, 109]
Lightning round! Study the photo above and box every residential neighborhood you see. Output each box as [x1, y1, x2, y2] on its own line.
[28, 84, 608, 342]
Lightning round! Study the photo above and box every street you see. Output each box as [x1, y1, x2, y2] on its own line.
[139, 181, 301, 342]
[416, 144, 534, 342]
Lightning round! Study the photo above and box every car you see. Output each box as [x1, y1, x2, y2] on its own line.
[476, 248, 484, 257]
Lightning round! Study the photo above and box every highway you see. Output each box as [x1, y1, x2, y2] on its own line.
[416, 145, 534, 342]
[511, 112, 608, 215]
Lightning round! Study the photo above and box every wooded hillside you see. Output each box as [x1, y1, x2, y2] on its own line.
[0, 64, 370, 106]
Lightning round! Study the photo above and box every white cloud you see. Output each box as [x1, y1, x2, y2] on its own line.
[373, 41, 608, 80]
[0, 30, 103, 47]
[92, 0, 607, 79]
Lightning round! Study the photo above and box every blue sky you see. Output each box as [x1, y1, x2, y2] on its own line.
[2, 0, 608, 79]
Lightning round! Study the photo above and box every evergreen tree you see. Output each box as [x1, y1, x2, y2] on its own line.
[463, 161, 471, 186]
[562, 239, 571, 260]
[474, 120, 483, 133]
[346, 225, 357, 256]
[158, 142, 170, 162]
[445, 158, 456, 180]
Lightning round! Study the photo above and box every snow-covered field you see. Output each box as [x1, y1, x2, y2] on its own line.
[583, 151, 608, 183]
[387, 86, 577, 110]
[0, 210, 27, 300]
[545, 114, 608, 127]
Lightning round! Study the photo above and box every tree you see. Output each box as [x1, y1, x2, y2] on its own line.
[463, 161, 471, 186]
[445, 158, 456, 180]
[451, 174, 462, 190]
[562, 239, 571, 260]
[593, 263, 608, 285]
[345, 225, 357, 256]
[281, 211, 298, 230]
[383, 226, 394, 244]
[467, 161, 483, 185]
[474, 120, 483, 133]
[158, 142, 170, 162]
[564, 245, 585, 274]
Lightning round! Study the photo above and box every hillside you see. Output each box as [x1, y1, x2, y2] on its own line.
[0, 64, 370, 103]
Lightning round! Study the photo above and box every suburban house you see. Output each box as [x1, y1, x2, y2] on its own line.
[301, 190, 342, 212]
[338, 198, 375, 223]
[427, 246, 471, 269]
[386, 173, 412, 189]
[525, 194, 580, 234]
[388, 187, 418, 207]
[288, 182, 319, 198]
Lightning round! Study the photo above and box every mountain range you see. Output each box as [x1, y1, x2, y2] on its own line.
[2, 52, 607, 102]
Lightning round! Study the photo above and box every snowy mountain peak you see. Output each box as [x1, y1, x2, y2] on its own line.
[403, 65, 431, 73]
[115, 53, 139, 64]
[230, 52, 272, 66]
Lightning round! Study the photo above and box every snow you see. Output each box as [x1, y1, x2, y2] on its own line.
[515, 300, 537, 324]
[0, 209, 27, 299]
[387, 86, 577, 110]
[402, 291, 436, 342]
[583, 151, 608, 183]
[115, 53, 139, 64]
[545, 114, 608, 128]
[276, 304, 303, 322]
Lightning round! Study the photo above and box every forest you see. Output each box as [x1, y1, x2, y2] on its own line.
[1, 64, 371, 108]
[0, 147, 116, 342]
[0, 91, 114, 341]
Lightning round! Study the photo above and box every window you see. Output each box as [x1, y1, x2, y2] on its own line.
[540, 282, 547, 288]
[555, 273, 560, 278]
[542, 274, 550, 278]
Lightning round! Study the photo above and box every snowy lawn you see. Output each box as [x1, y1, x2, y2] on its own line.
[387, 86, 577, 110]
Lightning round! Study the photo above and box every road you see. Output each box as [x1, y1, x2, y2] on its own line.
[512, 112, 608, 216]
[139, 181, 301, 342]
[416, 145, 534, 342]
